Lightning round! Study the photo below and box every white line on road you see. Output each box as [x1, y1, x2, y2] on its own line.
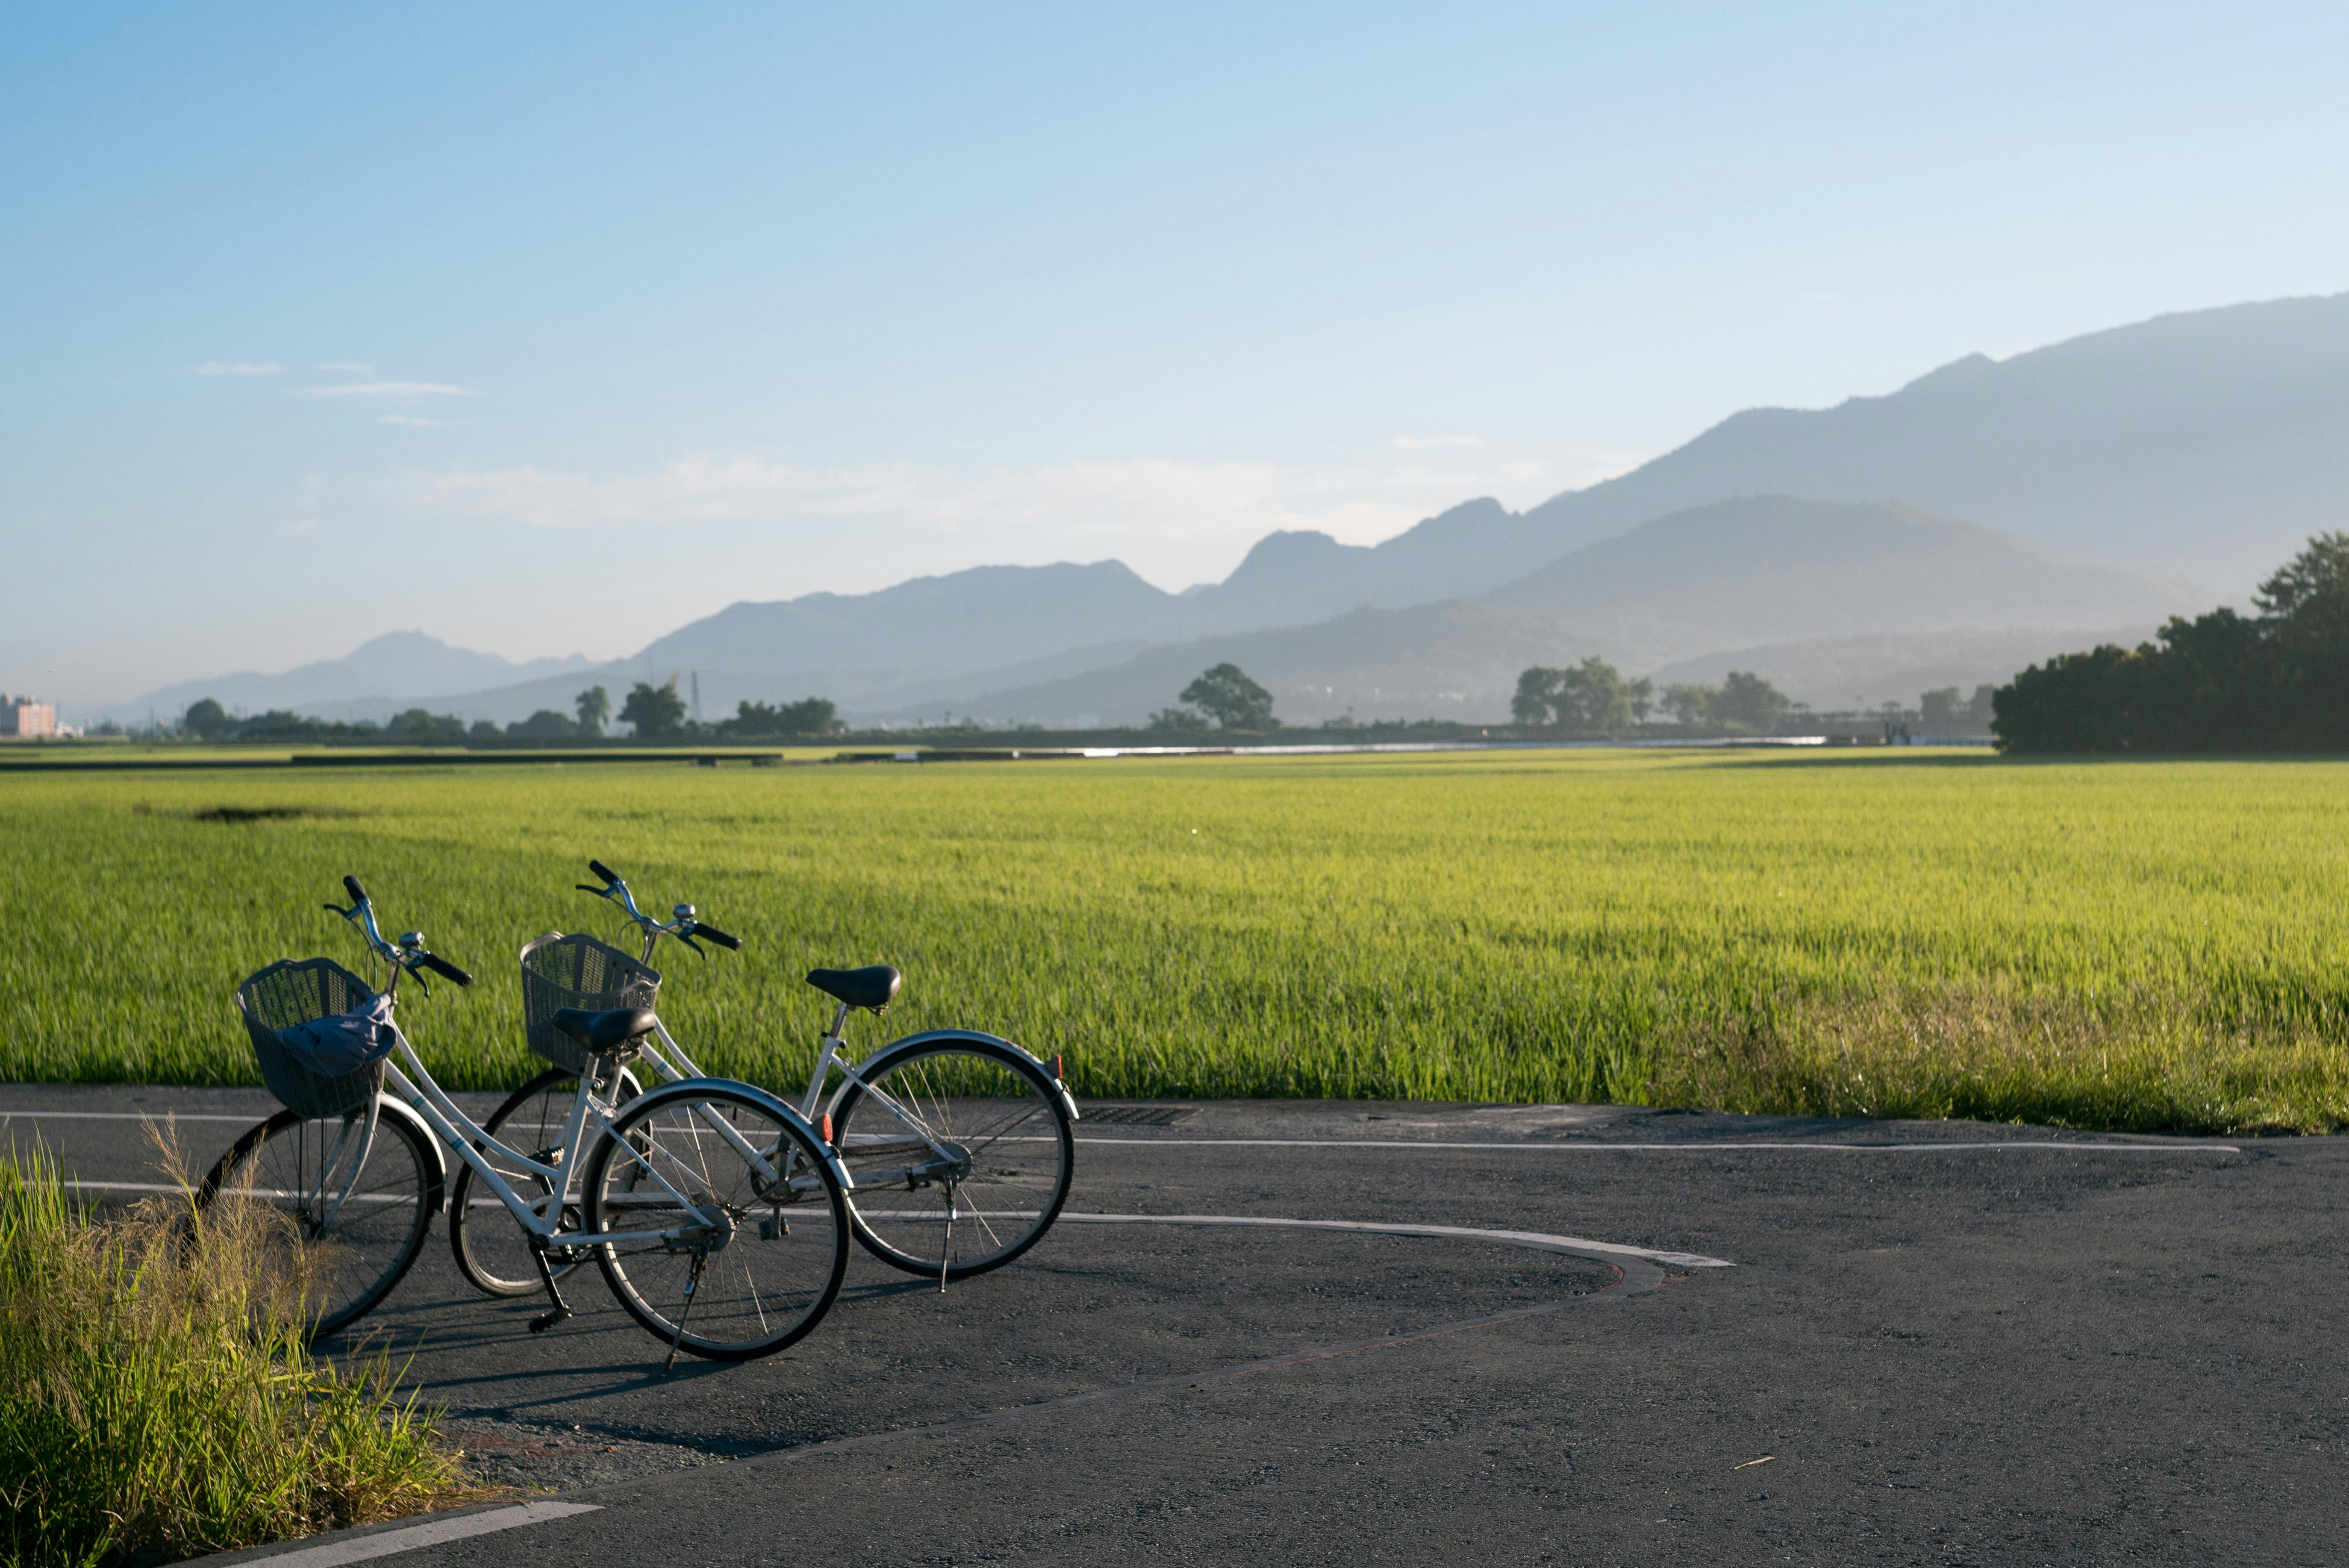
[1070, 1137, 2246, 1153]
[1055, 1211, 1736, 1269]
[0, 1109, 263, 1122]
[197, 1502, 598, 1566]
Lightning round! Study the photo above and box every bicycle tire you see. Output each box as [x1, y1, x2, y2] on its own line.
[582, 1083, 849, 1362]
[196, 1100, 439, 1341]
[450, 1065, 640, 1298]
[830, 1036, 1074, 1281]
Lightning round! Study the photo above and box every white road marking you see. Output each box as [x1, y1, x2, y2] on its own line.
[1069, 1136, 2245, 1153]
[0, 1109, 263, 1122]
[1055, 1211, 1736, 1269]
[197, 1502, 598, 1565]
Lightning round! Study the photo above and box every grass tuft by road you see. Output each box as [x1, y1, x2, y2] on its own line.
[0, 1144, 467, 1565]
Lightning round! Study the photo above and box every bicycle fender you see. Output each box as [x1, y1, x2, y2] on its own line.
[850, 1029, 1082, 1123]
[375, 1094, 450, 1215]
[627, 1077, 854, 1193]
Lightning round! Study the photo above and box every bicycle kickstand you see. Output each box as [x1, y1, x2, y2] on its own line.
[664, 1253, 709, 1374]
[939, 1181, 954, 1294]
[528, 1243, 574, 1334]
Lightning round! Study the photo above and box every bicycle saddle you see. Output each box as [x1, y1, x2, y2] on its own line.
[550, 1006, 658, 1052]
[805, 965, 901, 1011]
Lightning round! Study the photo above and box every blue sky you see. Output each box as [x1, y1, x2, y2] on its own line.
[6, 2, 2346, 711]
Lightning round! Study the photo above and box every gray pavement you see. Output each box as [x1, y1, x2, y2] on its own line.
[3, 1086, 2338, 1565]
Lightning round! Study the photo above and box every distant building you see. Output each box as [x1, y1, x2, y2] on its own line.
[0, 695, 58, 738]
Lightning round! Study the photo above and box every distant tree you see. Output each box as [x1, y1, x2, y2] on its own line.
[468, 718, 500, 739]
[508, 709, 580, 739]
[1180, 664, 1277, 730]
[619, 679, 688, 739]
[1515, 658, 1648, 730]
[1511, 668, 1563, 726]
[1712, 671, 1789, 733]
[778, 696, 838, 736]
[182, 697, 234, 740]
[386, 709, 437, 741]
[1990, 532, 2349, 751]
[576, 685, 611, 736]
[1919, 687, 1963, 730]
[716, 696, 839, 738]
[1148, 705, 1213, 735]
[1661, 683, 1711, 727]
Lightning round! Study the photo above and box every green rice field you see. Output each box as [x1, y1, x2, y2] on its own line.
[6, 748, 2348, 1133]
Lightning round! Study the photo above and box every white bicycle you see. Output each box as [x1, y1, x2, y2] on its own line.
[447, 859, 1077, 1300]
[200, 875, 851, 1365]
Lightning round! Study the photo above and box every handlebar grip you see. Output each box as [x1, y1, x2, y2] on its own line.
[415, 952, 473, 987]
[588, 859, 619, 886]
[687, 921, 743, 951]
[343, 874, 369, 905]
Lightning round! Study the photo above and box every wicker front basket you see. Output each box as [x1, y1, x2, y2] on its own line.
[237, 958, 385, 1120]
[519, 932, 661, 1074]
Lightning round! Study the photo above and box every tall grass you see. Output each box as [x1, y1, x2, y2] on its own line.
[0, 1145, 461, 1566]
[4, 749, 2349, 1131]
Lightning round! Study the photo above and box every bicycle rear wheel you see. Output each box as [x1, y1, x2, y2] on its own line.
[830, 1036, 1074, 1281]
[582, 1085, 848, 1362]
[196, 1102, 439, 1341]
[450, 1066, 639, 1297]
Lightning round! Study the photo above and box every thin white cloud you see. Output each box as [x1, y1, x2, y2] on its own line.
[193, 361, 283, 376]
[379, 415, 443, 427]
[294, 381, 479, 400]
[316, 361, 374, 373]
[1389, 434, 1486, 450]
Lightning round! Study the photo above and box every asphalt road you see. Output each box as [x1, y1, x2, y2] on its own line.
[4, 1086, 2339, 1566]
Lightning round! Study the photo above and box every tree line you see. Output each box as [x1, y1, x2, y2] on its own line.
[1993, 533, 2349, 753]
[1510, 658, 1790, 734]
[179, 681, 841, 744]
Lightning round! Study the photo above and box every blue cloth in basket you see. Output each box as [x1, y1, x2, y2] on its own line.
[275, 991, 402, 1077]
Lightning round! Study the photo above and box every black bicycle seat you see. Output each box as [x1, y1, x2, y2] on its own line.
[805, 965, 901, 1010]
[550, 1006, 658, 1052]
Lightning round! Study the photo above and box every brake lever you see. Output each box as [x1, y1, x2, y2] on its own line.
[675, 930, 708, 958]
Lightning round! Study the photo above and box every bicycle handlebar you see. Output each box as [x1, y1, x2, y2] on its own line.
[328, 874, 468, 990]
[415, 951, 474, 986]
[578, 858, 743, 956]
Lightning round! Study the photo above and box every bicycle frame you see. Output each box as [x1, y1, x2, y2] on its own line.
[333, 887, 803, 1253]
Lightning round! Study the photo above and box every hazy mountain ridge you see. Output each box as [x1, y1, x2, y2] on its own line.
[1483, 496, 2202, 648]
[1501, 291, 2349, 590]
[927, 497, 2199, 727]
[132, 632, 591, 719]
[1648, 626, 2160, 712]
[128, 293, 2337, 728]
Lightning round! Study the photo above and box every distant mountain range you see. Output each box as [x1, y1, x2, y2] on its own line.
[133, 632, 592, 720]
[899, 497, 2196, 727]
[131, 291, 2342, 729]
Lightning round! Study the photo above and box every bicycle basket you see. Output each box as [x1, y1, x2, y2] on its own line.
[236, 958, 386, 1120]
[519, 932, 661, 1073]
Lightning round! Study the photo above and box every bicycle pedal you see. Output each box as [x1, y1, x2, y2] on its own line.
[529, 1307, 571, 1334]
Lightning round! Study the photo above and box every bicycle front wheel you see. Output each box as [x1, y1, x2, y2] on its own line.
[196, 1102, 439, 1341]
[582, 1085, 848, 1362]
[830, 1037, 1074, 1281]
